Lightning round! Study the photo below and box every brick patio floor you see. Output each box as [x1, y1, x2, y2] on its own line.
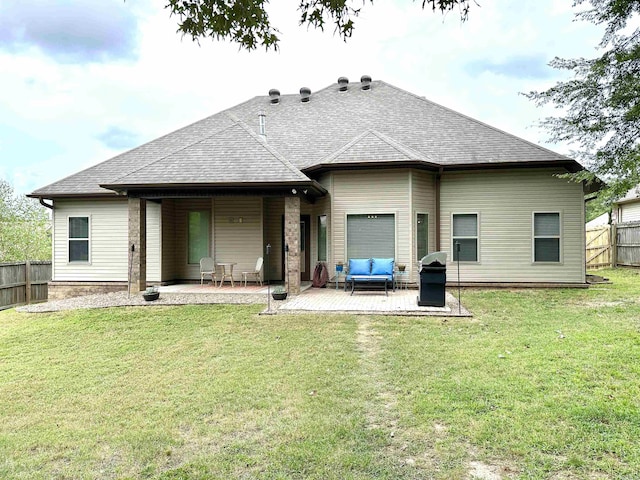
[278, 287, 471, 317]
[158, 282, 471, 317]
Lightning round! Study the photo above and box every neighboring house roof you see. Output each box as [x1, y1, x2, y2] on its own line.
[30, 79, 583, 198]
[614, 185, 640, 205]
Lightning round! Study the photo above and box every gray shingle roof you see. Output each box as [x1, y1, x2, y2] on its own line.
[319, 129, 436, 166]
[30, 79, 579, 197]
[103, 120, 309, 187]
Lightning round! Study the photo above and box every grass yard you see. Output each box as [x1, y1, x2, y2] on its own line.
[1, 268, 639, 479]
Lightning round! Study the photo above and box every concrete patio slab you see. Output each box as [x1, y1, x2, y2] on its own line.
[277, 287, 471, 317]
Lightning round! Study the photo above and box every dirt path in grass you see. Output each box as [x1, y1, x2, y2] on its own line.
[356, 316, 509, 480]
[356, 316, 440, 476]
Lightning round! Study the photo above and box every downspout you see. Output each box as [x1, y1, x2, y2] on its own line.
[39, 197, 53, 209]
[435, 167, 443, 251]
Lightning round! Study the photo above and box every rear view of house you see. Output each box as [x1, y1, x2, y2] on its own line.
[29, 77, 594, 299]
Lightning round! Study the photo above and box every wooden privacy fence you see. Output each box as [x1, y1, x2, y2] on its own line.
[614, 222, 640, 267]
[586, 222, 640, 269]
[0, 261, 51, 310]
[586, 226, 611, 269]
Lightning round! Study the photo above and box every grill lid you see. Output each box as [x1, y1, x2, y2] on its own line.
[420, 252, 447, 267]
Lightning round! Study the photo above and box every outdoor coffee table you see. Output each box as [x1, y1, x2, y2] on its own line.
[350, 275, 391, 296]
[217, 262, 237, 287]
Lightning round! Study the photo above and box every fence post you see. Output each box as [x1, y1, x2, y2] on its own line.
[611, 224, 617, 268]
[25, 260, 31, 305]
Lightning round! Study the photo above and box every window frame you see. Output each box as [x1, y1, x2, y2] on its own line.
[416, 212, 429, 263]
[68, 215, 91, 264]
[187, 210, 211, 265]
[317, 214, 327, 262]
[345, 212, 397, 260]
[451, 212, 480, 263]
[532, 211, 562, 264]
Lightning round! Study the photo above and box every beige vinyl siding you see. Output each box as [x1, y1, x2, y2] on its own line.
[214, 197, 263, 283]
[440, 168, 585, 283]
[263, 198, 284, 281]
[620, 201, 640, 223]
[411, 169, 436, 282]
[332, 169, 411, 268]
[52, 198, 161, 282]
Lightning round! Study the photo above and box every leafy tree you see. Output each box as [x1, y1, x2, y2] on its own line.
[526, 0, 640, 204]
[0, 180, 51, 262]
[165, 0, 475, 50]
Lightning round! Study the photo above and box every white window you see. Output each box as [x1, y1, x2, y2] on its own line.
[452, 213, 478, 262]
[68, 216, 89, 262]
[533, 212, 561, 262]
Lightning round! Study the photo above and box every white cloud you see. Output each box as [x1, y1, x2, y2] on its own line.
[0, 0, 141, 63]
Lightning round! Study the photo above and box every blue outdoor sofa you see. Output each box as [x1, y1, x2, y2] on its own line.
[345, 258, 395, 296]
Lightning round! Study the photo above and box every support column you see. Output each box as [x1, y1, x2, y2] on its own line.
[128, 198, 147, 294]
[284, 196, 301, 295]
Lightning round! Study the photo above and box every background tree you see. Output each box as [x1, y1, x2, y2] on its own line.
[0, 180, 51, 262]
[165, 0, 474, 50]
[526, 0, 640, 205]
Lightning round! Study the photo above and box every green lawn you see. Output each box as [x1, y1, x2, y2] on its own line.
[1, 268, 639, 479]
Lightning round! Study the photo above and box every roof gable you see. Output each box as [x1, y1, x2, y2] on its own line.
[319, 129, 436, 166]
[103, 120, 309, 188]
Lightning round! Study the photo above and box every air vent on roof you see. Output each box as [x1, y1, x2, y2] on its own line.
[338, 77, 349, 91]
[361, 75, 372, 90]
[300, 87, 311, 102]
[269, 88, 280, 104]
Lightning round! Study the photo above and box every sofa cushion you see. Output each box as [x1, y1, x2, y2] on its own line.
[349, 258, 371, 276]
[371, 258, 394, 276]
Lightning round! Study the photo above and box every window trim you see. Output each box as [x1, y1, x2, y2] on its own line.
[187, 210, 211, 265]
[344, 211, 398, 261]
[317, 214, 328, 262]
[416, 212, 429, 263]
[532, 211, 562, 264]
[451, 212, 480, 263]
[68, 215, 91, 264]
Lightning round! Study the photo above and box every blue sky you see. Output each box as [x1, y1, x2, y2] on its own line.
[0, 0, 604, 195]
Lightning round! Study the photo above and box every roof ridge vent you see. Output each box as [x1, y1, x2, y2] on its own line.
[360, 75, 372, 90]
[300, 87, 311, 102]
[269, 88, 280, 104]
[337, 76, 348, 91]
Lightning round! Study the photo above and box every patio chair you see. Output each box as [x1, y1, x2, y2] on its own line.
[200, 257, 217, 285]
[242, 257, 263, 287]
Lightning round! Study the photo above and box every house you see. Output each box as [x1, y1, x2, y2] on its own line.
[29, 77, 595, 299]
[612, 186, 640, 224]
